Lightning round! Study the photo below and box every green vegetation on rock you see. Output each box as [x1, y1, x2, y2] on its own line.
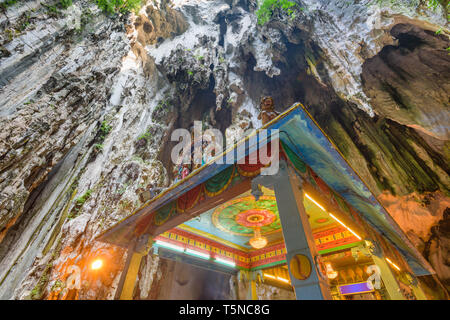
[256, 0, 298, 25]
[30, 263, 52, 300]
[99, 120, 112, 137]
[90, 120, 112, 157]
[75, 189, 92, 206]
[137, 129, 152, 142]
[0, 0, 19, 12]
[155, 99, 170, 113]
[60, 0, 72, 9]
[93, 143, 104, 152]
[95, 0, 142, 14]
[427, 0, 449, 11]
[67, 189, 92, 219]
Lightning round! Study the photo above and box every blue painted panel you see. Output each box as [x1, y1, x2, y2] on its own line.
[338, 282, 373, 295]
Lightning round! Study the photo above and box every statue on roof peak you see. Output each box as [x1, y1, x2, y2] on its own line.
[258, 96, 279, 125]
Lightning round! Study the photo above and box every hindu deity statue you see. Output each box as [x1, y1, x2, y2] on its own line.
[173, 147, 191, 182]
[258, 96, 279, 125]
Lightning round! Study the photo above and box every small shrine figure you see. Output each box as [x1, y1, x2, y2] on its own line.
[173, 162, 191, 182]
[173, 149, 190, 182]
[258, 96, 279, 125]
[173, 162, 182, 182]
[181, 163, 191, 179]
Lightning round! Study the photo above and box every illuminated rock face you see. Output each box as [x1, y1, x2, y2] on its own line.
[0, 0, 448, 299]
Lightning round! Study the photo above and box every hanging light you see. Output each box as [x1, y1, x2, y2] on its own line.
[249, 227, 268, 249]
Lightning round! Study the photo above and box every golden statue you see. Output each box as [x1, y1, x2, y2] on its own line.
[258, 96, 279, 125]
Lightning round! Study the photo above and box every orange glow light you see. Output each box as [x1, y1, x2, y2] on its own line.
[385, 258, 401, 271]
[264, 273, 290, 284]
[305, 193, 326, 211]
[277, 277, 290, 283]
[329, 213, 362, 240]
[304, 192, 362, 241]
[91, 259, 103, 270]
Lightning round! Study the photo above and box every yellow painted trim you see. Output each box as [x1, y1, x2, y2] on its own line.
[311, 223, 340, 233]
[251, 279, 257, 300]
[119, 252, 143, 300]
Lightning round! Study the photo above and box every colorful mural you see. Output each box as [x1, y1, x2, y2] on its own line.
[212, 196, 281, 236]
[181, 208, 253, 249]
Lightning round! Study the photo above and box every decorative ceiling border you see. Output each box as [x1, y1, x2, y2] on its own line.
[176, 224, 250, 252]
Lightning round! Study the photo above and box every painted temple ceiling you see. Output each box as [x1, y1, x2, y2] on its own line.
[178, 187, 339, 252]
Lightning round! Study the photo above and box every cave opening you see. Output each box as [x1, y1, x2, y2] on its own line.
[241, 42, 309, 112]
[158, 72, 232, 182]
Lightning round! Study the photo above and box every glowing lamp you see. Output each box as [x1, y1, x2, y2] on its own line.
[249, 227, 268, 249]
[185, 248, 210, 260]
[277, 277, 290, 283]
[386, 258, 401, 271]
[304, 193, 362, 241]
[91, 259, 103, 270]
[215, 257, 235, 267]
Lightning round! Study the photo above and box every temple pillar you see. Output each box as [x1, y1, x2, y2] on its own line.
[237, 270, 258, 300]
[410, 280, 428, 300]
[114, 235, 153, 300]
[252, 160, 331, 300]
[371, 255, 405, 300]
[367, 240, 406, 300]
[250, 279, 258, 300]
[118, 251, 144, 300]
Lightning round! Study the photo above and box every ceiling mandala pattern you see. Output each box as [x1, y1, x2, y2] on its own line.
[212, 196, 281, 236]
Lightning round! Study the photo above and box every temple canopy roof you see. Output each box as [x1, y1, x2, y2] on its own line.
[96, 103, 433, 276]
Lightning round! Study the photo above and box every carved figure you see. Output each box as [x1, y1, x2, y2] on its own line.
[257, 96, 279, 125]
